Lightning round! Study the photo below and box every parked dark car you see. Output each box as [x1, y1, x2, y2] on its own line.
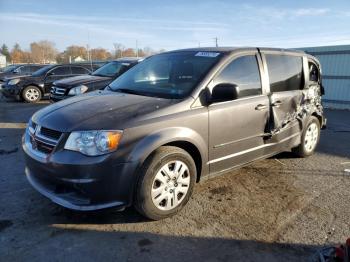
[50, 58, 142, 102]
[0, 64, 47, 87]
[2, 64, 95, 103]
[23, 47, 326, 220]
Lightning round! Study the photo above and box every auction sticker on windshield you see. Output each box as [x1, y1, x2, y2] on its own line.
[195, 52, 220, 57]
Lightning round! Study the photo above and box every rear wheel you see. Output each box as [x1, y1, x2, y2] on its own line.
[22, 86, 42, 103]
[134, 146, 196, 220]
[292, 116, 320, 157]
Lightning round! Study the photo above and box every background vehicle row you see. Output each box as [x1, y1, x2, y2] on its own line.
[1, 63, 101, 102]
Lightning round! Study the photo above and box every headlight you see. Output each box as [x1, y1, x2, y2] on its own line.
[64, 130, 123, 156]
[8, 78, 20, 85]
[68, 85, 89, 95]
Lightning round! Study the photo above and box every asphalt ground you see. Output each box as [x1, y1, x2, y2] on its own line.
[1, 97, 349, 261]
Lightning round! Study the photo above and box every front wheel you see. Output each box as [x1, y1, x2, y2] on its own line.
[292, 116, 320, 157]
[134, 146, 196, 220]
[22, 86, 42, 103]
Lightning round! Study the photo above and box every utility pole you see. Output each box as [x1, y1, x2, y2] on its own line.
[88, 30, 92, 70]
[135, 40, 139, 58]
[214, 37, 218, 47]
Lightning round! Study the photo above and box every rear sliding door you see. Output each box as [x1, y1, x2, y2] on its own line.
[263, 53, 305, 143]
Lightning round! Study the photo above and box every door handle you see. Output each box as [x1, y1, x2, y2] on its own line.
[255, 104, 267, 111]
[272, 100, 282, 107]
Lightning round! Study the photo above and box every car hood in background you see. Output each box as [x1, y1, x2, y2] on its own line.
[54, 75, 111, 88]
[32, 90, 174, 132]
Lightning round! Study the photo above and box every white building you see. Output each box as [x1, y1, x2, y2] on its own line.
[0, 53, 6, 68]
[73, 56, 85, 62]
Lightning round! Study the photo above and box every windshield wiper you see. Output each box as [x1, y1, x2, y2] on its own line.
[114, 88, 143, 96]
[92, 74, 107, 77]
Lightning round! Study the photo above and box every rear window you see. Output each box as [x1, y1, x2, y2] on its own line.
[266, 54, 304, 92]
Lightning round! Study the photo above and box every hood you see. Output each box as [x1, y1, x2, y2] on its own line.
[54, 75, 110, 88]
[1, 74, 29, 81]
[3, 75, 31, 81]
[32, 90, 175, 132]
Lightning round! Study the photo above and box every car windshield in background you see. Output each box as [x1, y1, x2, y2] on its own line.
[109, 51, 223, 99]
[31, 65, 55, 76]
[92, 62, 124, 77]
[3, 65, 18, 73]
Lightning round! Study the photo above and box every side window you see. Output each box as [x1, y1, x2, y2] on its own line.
[213, 55, 262, 98]
[266, 54, 304, 92]
[20, 66, 32, 74]
[30, 66, 42, 73]
[71, 66, 90, 75]
[309, 61, 319, 82]
[50, 66, 71, 75]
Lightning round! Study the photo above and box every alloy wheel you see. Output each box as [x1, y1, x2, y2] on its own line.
[25, 88, 40, 102]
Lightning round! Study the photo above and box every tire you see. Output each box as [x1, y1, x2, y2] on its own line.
[134, 146, 197, 220]
[292, 116, 320, 157]
[22, 86, 42, 103]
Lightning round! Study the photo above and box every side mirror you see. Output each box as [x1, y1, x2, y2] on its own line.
[211, 83, 239, 103]
[47, 72, 55, 77]
[13, 69, 20, 74]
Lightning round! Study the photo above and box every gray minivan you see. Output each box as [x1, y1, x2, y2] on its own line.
[23, 47, 326, 220]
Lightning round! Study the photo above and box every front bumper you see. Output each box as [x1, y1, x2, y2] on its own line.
[1, 83, 21, 98]
[49, 94, 71, 102]
[22, 131, 138, 211]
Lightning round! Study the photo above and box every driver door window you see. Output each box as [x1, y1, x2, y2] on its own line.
[213, 55, 262, 99]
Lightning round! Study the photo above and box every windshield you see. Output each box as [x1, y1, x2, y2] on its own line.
[32, 65, 55, 76]
[109, 51, 222, 99]
[92, 62, 125, 77]
[3, 65, 18, 73]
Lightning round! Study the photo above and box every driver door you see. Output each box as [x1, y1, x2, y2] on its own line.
[208, 52, 270, 174]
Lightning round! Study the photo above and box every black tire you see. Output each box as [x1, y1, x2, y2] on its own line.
[22, 86, 42, 103]
[134, 146, 196, 220]
[292, 116, 320, 157]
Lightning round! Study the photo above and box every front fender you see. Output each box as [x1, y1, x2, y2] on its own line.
[127, 126, 208, 176]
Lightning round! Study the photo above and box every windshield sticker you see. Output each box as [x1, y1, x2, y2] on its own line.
[195, 52, 220, 58]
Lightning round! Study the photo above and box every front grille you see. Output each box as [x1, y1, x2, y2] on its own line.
[40, 127, 62, 140]
[51, 86, 67, 96]
[28, 123, 62, 155]
[30, 136, 55, 154]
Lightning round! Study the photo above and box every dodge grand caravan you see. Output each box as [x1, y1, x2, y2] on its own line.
[23, 47, 326, 220]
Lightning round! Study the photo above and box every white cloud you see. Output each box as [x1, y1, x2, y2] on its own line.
[294, 8, 329, 17]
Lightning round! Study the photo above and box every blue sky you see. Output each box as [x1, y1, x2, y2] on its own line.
[0, 0, 350, 52]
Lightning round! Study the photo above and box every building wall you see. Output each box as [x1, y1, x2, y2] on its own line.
[299, 45, 350, 110]
[0, 55, 6, 68]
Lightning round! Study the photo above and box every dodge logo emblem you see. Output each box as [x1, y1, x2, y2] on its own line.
[31, 137, 38, 150]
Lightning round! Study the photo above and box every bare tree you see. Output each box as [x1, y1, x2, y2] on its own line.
[90, 48, 112, 60]
[30, 40, 57, 63]
[10, 43, 25, 63]
[113, 43, 125, 58]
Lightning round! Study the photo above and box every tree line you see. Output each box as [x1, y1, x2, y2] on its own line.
[0, 41, 164, 64]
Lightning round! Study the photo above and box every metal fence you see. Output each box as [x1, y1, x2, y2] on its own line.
[299, 45, 350, 110]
